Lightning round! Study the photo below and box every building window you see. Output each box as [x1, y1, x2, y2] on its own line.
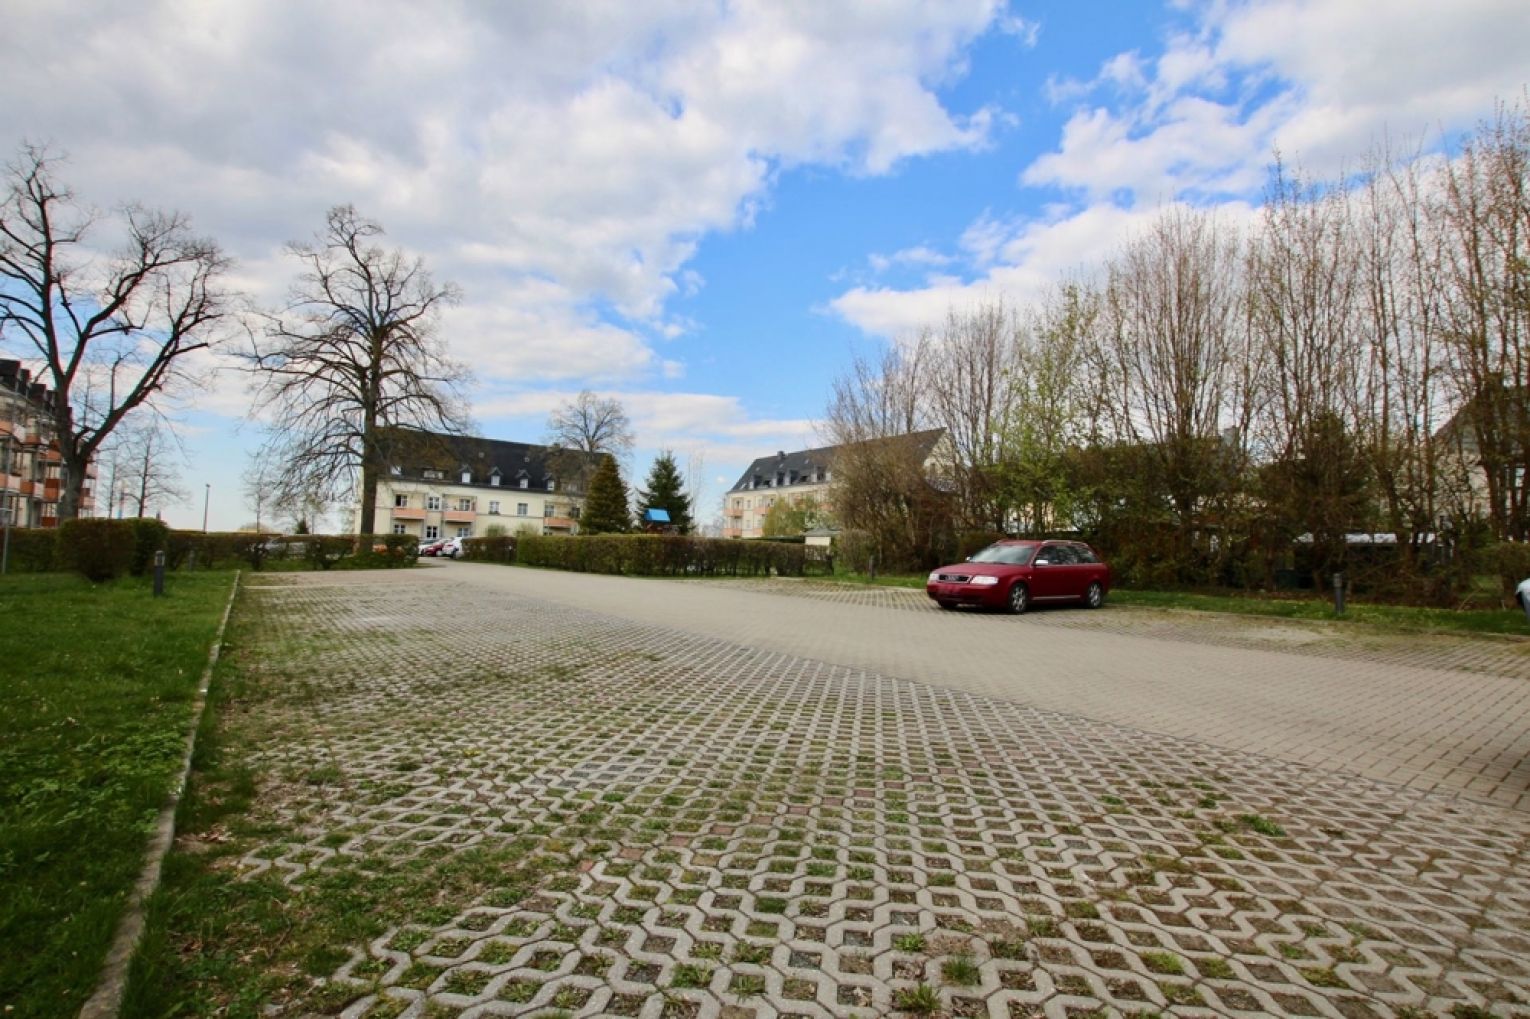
[547, 479, 556, 492]
[456, 497, 473, 511]
[519, 477, 529, 489]
[460, 470, 471, 484]
[394, 493, 408, 508]
[517, 503, 529, 516]
[390, 465, 402, 476]
[488, 500, 500, 514]
[426, 495, 442, 511]
[392, 523, 407, 535]
[424, 524, 439, 539]
[456, 525, 471, 537]
[490, 472, 501, 486]
[422, 469, 444, 480]
[544, 503, 555, 517]
[570, 505, 581, 519]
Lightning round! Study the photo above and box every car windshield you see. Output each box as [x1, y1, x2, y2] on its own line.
[969, 544, 1034, 565]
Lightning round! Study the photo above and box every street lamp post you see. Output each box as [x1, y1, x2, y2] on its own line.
[202, 483, 210, 533]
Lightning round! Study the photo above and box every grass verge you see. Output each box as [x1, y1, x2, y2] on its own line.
[121, 585, 568, 1019]
[0, 569, 236, 1019]
[1109, 588, 1526, 636]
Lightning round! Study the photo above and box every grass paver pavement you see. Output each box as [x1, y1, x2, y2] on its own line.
[129, 573, 1530, 1018]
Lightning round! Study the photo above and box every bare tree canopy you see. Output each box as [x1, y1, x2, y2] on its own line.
[544, 390, 633, 492]
[0, 144, 232, 520]
[546, 389, 634, 456]
[248, 205, 470, 535]
[105, 416, 187, 519]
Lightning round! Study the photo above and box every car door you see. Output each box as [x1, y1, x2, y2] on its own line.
[1030, 543, 1070, 598]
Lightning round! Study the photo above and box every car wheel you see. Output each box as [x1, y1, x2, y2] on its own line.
[937, 600, 958, 611]
[1007, 583, 1029, 615]
[1085, 582, 1104, 609]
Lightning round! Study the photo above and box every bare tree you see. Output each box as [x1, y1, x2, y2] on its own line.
[248, 205, 470, 536]
[544, 390, 634, 492]
[109, 417, 187, 518]
[0, 144, 232, 520]
[1435, 98, 1530, 541]
[924, 301, 1021, 529]
[823, 338, 950, 568]
[1087, 206, 1250, 577]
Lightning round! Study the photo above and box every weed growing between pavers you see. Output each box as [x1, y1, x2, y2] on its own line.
[126, 573, 1530, 1017]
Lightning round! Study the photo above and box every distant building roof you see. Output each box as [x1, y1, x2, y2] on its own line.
[728, 429, 945, 493]
[382, 428, 600, 490]
[643, 507, 671, 523]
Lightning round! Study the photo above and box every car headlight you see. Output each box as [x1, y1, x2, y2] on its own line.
[927, 571, 941, 583]
[971, 575, 999, 586]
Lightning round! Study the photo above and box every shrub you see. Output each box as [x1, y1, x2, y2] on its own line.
[303, 535, 352, 570]
[57, 519, 137, 581]
[956, 530, 1007, 561]
[517, 534, 804, 577]
[0, 527, 59, 573]
[833, 529, 875, 574]
[463, 536, 517, 563]
[348, 533, 417, 569]
[126, 518, 170, 576]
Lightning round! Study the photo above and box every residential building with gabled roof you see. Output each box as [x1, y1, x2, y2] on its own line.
[367, 428, 601, 540]
[723, 428, 947, 538]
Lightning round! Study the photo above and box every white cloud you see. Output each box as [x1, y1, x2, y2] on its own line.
[830, 0, 1526, 341]
[0, 0, 1007, 406]
[1025, 0, 1530, 203]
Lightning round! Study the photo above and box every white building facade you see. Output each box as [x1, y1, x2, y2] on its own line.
[369, 431, 587, 540]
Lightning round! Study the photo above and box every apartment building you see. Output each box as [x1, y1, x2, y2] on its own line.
[0, 359, 95, 527]
[370, 430, 591, 540]
[724, 429, 949, 539]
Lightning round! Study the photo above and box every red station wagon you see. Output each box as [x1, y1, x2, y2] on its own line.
[926, 539, 1111, 614]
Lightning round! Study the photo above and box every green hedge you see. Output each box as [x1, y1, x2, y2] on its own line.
[127, 518, 170, 576]
[462, 536, 517, 563]
[517, 534, 807, 577]
[1, 528, 59, 573]
[57, 519, 137, 581]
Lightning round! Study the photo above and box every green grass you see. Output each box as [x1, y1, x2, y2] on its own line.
[1110, 588, 1526, 635]
[0, 570, 236, 1019]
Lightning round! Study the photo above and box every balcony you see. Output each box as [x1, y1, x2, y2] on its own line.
[443, 509, 477, 524]
[391, 506, 426, 521]
[545, 516, 576, 532]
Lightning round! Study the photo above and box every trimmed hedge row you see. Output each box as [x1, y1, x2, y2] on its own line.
[1, 524, 416, 578]
[462, 535, 517, 563]
[516, 534, 810, 577]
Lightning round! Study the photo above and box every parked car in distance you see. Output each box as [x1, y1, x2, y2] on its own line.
[1516, 577, 1530, 622]
[926, 539, 1111, 614]
[440, 536, 465, 559]
[417, 538, 447, 557]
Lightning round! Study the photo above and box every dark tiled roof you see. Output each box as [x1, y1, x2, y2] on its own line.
[728, 428, 945, 492]
[384, 428, 600, 490]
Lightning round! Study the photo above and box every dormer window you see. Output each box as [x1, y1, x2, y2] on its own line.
[490, 468, 501, 487]
[519, 477, 529, 489]
[547, 479, 556, 492]
[460, 469, 472, 484]
[389, 465, 402, 476]
[423, 469, 444, 480]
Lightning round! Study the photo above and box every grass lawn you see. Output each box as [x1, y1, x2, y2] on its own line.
[0, 569, 236, 1019]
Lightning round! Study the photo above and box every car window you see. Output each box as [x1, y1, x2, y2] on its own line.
[971, 544, 1034, 565]
[1038, 544, 1076, 564]
[1072, 544, 1098, 563]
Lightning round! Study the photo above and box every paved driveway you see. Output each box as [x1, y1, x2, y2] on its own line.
[436, 564, 1530, 812]
[233, 566, 1530, 1018]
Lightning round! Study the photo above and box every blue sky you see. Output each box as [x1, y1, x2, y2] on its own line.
[2, 1, 1526, 530]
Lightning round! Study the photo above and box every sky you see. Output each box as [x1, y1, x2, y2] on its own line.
[2, 0, 1527, 531]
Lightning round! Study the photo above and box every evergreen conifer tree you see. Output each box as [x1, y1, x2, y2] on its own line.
[579, 454, 630, 534]
[636, 451, 694, 533]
